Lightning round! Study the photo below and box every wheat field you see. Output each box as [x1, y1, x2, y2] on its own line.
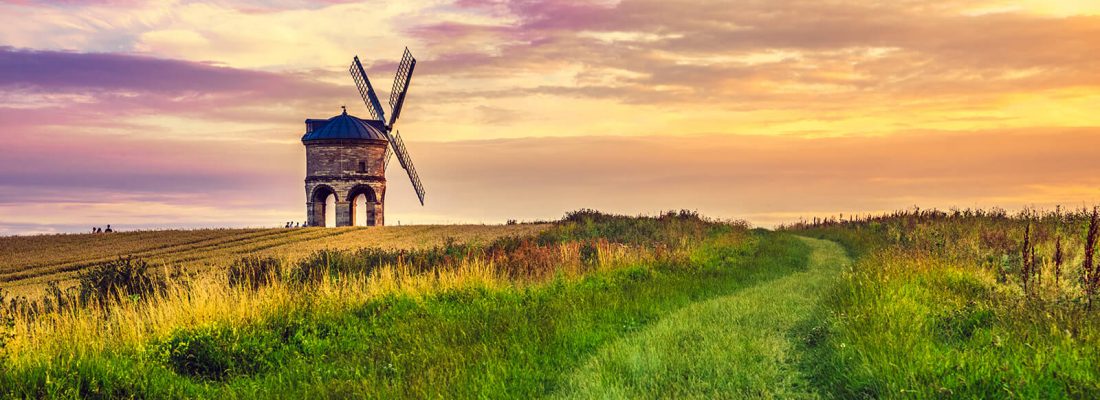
[0, 224, 549, 297]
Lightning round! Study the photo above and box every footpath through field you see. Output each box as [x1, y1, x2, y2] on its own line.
[555, 237, 848, 399]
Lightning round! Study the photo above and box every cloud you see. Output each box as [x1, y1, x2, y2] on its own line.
[405, 0, 1100, 107]
[5, 0, 1099, 126]
[0, 46, 356, 131]
[1, 0, 1099, 233]
[0, 46, 338, 96]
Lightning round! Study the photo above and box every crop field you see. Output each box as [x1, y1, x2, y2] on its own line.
[0, 224, 548, 297]
[1, 209, 1099, 398]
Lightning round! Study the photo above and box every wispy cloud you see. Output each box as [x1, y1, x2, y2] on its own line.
[1, 0, 1099, 234]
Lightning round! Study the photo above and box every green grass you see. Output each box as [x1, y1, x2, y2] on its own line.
[554, 237, 845, 399]
[16, 208, 1096, 398]
[0, 229, 816, 398]
[792, 211, 1100, 399]
[799, 251, 1100, 399]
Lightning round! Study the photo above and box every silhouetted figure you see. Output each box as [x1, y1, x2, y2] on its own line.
[96, 227, 102, 233]
[92, 227, 97, 234]
[104, 225, 113, 233]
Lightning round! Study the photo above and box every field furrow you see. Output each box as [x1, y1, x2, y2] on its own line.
[0, 230, 270, 274]
[0, 229, 297, 283]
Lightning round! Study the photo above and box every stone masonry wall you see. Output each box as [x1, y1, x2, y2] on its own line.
[304, 140, 388, 227]
[305, 140, 388, 177]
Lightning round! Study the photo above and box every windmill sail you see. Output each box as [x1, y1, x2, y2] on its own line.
[388, 130, 425, 205]
[387, 48, 416, 129]
[349, 56, 387, 123]
[347, 50, 426, 206]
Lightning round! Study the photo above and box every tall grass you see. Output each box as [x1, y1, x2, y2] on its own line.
[786, 207, 1100, 397]
[0, 210, 763, 398]
[0, 224, 548, 297]
[2, 238, 661, 365]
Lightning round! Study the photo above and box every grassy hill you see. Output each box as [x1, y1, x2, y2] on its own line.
[2, 209, 1099, 398]
[0, 211, 801, 398]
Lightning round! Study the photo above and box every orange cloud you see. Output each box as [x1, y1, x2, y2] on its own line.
[1, 0, 1100, 233]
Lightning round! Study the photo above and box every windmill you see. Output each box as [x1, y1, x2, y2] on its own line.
[348, 48, 425, 206]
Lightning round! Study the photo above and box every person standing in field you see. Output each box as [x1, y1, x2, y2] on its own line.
[105, 225, 113, 233]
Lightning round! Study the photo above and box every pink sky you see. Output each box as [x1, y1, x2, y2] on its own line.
[1, 0, 1099, 234]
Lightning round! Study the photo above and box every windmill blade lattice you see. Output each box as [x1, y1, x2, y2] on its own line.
[347, 50, 425, 206]
[349, 56, 387, 123]
[387, 48, 416, 129]
[388, 130, 425, 205]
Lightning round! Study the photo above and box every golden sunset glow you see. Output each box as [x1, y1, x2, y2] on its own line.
[1, 0, 1099, 234]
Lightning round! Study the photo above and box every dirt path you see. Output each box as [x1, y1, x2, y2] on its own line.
[554, 237, 849, 399]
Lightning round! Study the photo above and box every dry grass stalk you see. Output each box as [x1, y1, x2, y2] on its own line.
[1021, 222, 1033, 296]
[2, 239, 669, 367]
[1084, 208, 1099, 309]
[1054, 235, 1064, 288]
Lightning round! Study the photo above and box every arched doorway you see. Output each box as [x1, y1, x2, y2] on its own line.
[348, 185, 377, 226]
[353, 195, 369, 226]
[325, 194, 336, 227]
[310, 185, 339, 227]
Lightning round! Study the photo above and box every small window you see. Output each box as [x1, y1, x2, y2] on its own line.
[357, 161, 367, 173]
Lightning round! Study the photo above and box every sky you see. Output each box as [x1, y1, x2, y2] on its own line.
[1, 0, 1099, 234]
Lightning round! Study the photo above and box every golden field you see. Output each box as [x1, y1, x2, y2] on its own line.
[0, 224, 549, 297]
[4, 238, 657, 370]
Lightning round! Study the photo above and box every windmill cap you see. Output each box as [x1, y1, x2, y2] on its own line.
[302, 111, 388, 142]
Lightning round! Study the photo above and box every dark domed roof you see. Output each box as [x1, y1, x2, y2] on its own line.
[302, 109, 388, 142]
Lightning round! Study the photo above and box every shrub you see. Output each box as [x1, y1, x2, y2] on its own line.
[77, 257, 169, 309]
[227, 256, 282, 290]
[289, 250, 337, 284]
[542, 209, 715, 246]
[0, 289, 13, 362]
[156, 324, 271, 381]
[290, 244, 472, 284]
[579, 241, 600, 266]
[290, 249, 386, 284]
[41, 280, 76, 313]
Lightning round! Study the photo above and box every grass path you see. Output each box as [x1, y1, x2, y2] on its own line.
[554, 237, 848, 399]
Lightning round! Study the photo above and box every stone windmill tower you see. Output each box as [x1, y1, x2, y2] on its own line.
[302, 49, 425, 227]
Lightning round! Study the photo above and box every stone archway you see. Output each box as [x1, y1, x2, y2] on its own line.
[347, 184, 379, 226]
[309, 184, 339, 227]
